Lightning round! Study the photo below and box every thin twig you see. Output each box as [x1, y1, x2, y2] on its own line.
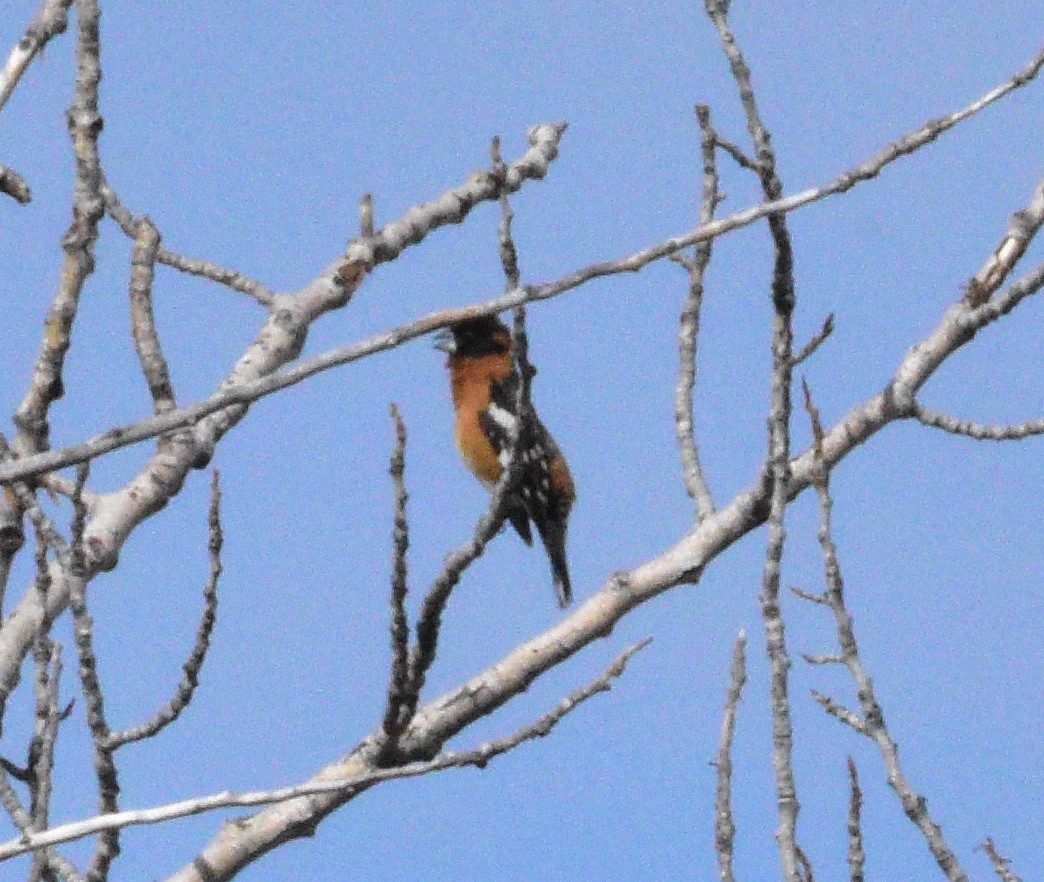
[359, 193, 375, 238]
[675, 104, 719, 520]
[713, 134, 758, 171]
[101, 179, 275, 306]
[128, 217, 177, 418]
[912, 402, 1044, 441]
[0, 163, 32, 204]
[802, 383, 969, 882]
[0, 0, 74, 114]
[791, 314, 835, 366]
[11, 0, 104, 457]
[29, 638, 66, 882]
[0, 639, 650, 860]
[713, 631, 746, 882]
[382, 407, 411, 742]
[0, 769, 84, 881]
[67, 462, 121, 880]
[846, 757, 865, 882]
[106, 472, 222, 749]
[965, 175, 1044, 304]
[979, 838, 1023, 882]
[704, 3, 802, 878]
[3, 93, 1042, 487]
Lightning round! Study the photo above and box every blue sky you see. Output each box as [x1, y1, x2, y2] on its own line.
[1, 2, 1041, 880]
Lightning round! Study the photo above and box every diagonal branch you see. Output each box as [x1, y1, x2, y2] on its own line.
[5, 57, 1039, 488]
[0, 163, 32, 204]
[0, 0, 74, 114]
[0, 639, 649, 862]
[101, 178, 276, 306]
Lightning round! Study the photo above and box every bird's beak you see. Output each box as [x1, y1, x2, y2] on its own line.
[433, 329, 456, 354]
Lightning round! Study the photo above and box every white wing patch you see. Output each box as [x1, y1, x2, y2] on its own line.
[486, 403, 518, 433]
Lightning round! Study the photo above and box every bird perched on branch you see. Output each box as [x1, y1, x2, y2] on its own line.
[434, 315, 575, 607]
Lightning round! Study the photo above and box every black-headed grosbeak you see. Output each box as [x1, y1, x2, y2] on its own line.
[435, 315, 576, 607]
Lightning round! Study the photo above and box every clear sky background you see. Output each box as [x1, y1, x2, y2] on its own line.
[1, 2, 1041, 880]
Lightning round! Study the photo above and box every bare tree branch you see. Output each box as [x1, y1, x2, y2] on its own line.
[979, 838, 1023, 882]
[382, 406, 411, 743]
[675, 104, 719, 521]
[802, 383, 969, 882]
[105, 472, 223, 749]
[0, 163, 32, 204]
[965, 174, 1044, 304]
[0, 639, 650, 862]
[128, 217, 177, 417]
[0, 767, 83, 882]
[1, 66, 1040, 487]
[846, 758, 865, 882]
[100, 178, 276, 306]
[791, 314, 835, 367]
[713, 631, 746, 882]
[0, 0, 73, 114]
[704, 3, 804, 878]
[912, 402, 1044, 440]
[12, 0, 103, 457]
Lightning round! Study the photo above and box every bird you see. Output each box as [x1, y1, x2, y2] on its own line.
[434, 315, 575, 607]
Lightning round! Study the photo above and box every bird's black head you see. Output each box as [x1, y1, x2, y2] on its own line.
[434, 316, 512, 358]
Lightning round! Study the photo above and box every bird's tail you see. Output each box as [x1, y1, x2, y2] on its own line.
[539, 520, 572, 608]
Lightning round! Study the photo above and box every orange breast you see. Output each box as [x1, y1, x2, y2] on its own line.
[448, 352, 513, 489]
[455, 410, 503, 487]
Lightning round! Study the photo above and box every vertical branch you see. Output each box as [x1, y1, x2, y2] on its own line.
[675, 104, 719, 521]
[13, 0, 105, 455]
[104, 472, 223, 748]
[802, 383, 969, 882]
[382, 406, 411, 744]
[129, 217, 177, 418]
[0, 484, 25, 615]
[714, 631, 746, 882]
[398, 138, 540, 729]
[29, 638, 67, 882]
[846, 757, 865, 882]
[67, 464, 122, 880]
[704, 3, 802, 879]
